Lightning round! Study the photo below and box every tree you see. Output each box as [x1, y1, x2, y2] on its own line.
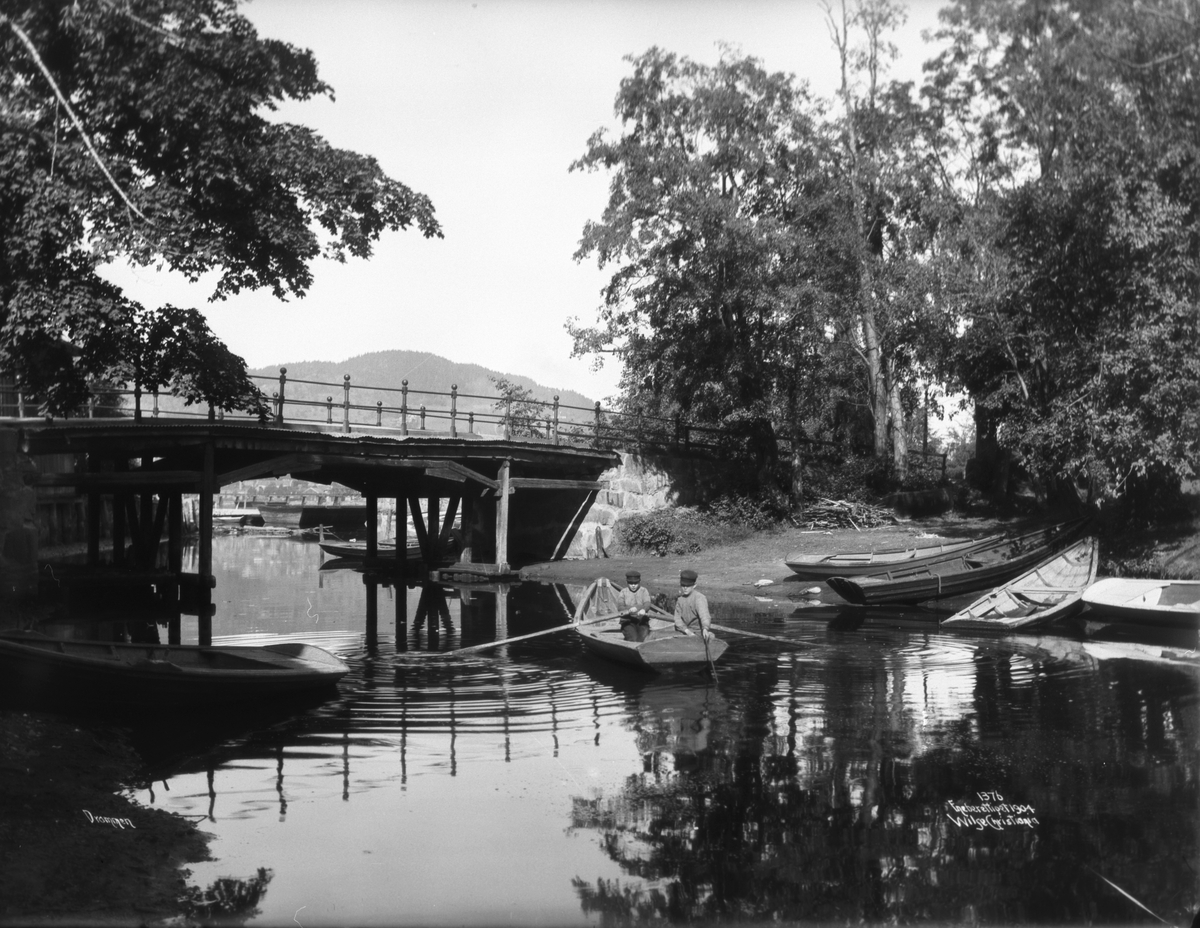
[926, 0, 1200, 512]
[1, 0, 441, 415]
[569, 48, 851, 503]
[824, 0, 961, 481]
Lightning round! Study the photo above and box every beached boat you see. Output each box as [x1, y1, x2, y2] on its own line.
[826, 517, 1089, 606]
[785, 532, 1004, 580]
[940, 537, 1099, 631]
[0, 631, 350, 710]
[1081, 578, 1200, 630]
[573, 579, 727, 670]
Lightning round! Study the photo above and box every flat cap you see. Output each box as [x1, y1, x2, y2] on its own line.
[680, 569, 698, 586]
[625, 570, 641, 581]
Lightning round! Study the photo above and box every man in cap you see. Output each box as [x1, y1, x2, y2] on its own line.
[673, 569, 713, 640]
[617, 569, 653, 642]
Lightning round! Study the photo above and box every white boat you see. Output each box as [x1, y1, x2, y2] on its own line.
[941, 537, 1099, 631]
[1081, 578, 1200, 630]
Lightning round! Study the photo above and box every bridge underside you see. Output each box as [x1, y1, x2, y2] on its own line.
[9, 419, 618, 640]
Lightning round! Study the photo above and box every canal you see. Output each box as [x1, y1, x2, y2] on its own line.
[57, 537, 1200, 924]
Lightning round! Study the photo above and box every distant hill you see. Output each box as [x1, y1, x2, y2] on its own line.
[148, 350, 596, 432]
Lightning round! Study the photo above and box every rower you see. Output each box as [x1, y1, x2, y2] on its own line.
[617, 570, 653, 642]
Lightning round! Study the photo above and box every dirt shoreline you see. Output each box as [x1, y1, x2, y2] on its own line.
[520, 510, 1200, 606]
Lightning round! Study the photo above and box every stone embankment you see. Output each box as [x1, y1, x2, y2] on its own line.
[563, 452, 674, 559]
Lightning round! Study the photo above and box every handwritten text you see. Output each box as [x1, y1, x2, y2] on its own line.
[83, 810, 136, 830]
[945, 792, 1039, 830]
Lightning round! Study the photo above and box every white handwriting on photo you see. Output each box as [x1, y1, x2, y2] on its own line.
[82, 810, 136, 830]
[945, 791, 1039, 830]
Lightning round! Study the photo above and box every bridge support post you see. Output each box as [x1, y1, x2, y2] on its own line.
[366, 494, 378, 560]
[198, 443, 214, 646]
[167, 492, 183, 645]
[426, 496, 439, 561]
[495, 460, 510, 571]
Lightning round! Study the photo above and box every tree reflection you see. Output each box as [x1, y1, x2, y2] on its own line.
[178, 867, 273, 924]
[569, 644, 1199, 924]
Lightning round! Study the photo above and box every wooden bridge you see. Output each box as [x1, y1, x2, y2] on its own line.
[4, 410, 618, 643]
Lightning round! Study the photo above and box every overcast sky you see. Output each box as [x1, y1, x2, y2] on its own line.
[103, 0, 945, 402]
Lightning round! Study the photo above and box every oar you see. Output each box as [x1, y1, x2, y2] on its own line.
[647, 604, 809, 651]
[439, 612, 620, 656]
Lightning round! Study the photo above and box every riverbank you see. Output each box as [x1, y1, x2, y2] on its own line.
[520, 511, 1195, 597]
[519, 508, 1200, 608]
[0, 711, 210, 926]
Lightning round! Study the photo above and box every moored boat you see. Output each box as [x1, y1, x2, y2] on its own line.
[785, 532, 1004, 580]
[940, 537, 1099, 631]
[826, 517, 1090, 606]
[573, 579, 727, 670]
[0, 631, 350, 711]
[1081, 578, 1200, 630]
[318, 540, 455, 566]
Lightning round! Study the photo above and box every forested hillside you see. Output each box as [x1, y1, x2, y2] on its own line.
[146, 350, 596, 431]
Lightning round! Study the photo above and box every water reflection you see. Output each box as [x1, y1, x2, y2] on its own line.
[17, 536, 1196, 926]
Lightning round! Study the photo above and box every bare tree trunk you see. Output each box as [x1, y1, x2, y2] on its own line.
[887, 371, 908, 481]
[832, 0, 889, 462]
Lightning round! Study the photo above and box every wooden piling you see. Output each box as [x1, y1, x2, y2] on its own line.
[496, 460, 510, 571]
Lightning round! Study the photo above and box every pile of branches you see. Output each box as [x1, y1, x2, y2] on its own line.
[798, 498, 897, 530]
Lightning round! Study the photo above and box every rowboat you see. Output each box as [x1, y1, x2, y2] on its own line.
[785, 533, 1003, 580]
[573, 579, 727, 670]
[1081, 578, 1200, 630]
[319, 540, 407, 559]
[826, 517, 1089, 606]
[318, 540, 457, 568]
[0, 631, 350, 711]
[940, 537, 1099, 631]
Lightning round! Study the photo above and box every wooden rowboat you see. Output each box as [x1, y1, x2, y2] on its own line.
[573, 579, 727, 670]
[940, 537, 1099, 631]
[785, 533, 1003, 580]
[1081, 578, 1200, 630]
[826, 517, 1089, 606]
[0, 631, 350, 711]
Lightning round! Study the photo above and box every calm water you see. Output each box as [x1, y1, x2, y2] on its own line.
[47, 537, 1200, 924]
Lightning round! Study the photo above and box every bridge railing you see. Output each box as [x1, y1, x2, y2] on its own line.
[0, 370, 946, 478]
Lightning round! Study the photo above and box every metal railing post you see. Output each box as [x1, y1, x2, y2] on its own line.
[504, 396, 512, 439]
[552, 395, 559, 445]
[401, 380, 409, 435]
[152, 388, 159, 418]
[276, 367, 287, 424]
[342, 374, 351, 433]
[468, 412, 474, 434]
[272, 391, 279, 420]
[449, 384, 458, 438]
[376, 401, 383, 427]
[419, 405, 426, 430]
[326, 396, 333, 424]
[593, 402, 601, 447]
